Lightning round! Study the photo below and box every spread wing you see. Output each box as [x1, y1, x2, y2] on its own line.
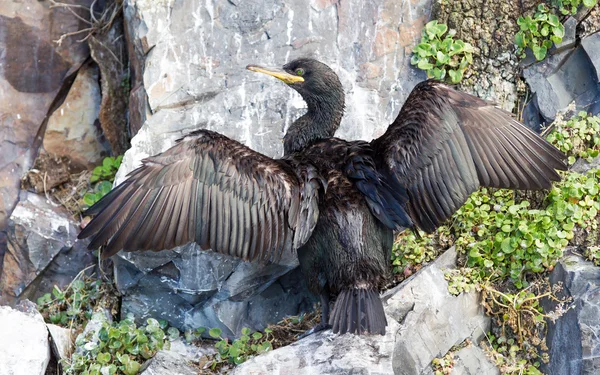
[372, 80, 567, 233]
[78, 129, 324, 262]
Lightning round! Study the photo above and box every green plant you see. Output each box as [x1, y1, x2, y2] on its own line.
[65, 314, 172, 375]
[554, 0, 597, 15]
[391, 228, 450, 274]
[411, 20, 474, 83]
[546, 112, 600, 165]
[209, 327, 273, 367]
[83, 156, 123, 208]
[481, 280, 571, 375]
[444, 268, 483, 296]
[36, 270, 117, 331]
[515, 4, 564, 61]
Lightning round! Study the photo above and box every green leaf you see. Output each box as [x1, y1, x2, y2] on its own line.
[532, 45, 547, 61]
[83, 193, 97, 207]
[553, 25, 565, 39]
[96, 181, 113, 196]
[97, 352, 111, 364]
[515, 32, 525, 48]
[417, 59, 434, 70]
[448, 69, 463, 83]
[547, 14, 560, 27]
[435, 23, 448, 37]
[252, 332, 263, 340]
[583, 0, 597, 7]
[209, 328, 222, 339]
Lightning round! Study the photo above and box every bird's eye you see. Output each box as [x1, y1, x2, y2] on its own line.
[295, 68, 305, 76]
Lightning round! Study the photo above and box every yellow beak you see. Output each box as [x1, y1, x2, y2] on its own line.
[246, 64, 304, 84]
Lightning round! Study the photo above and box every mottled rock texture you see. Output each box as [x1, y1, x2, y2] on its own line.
[0, 304, 51, 375]
[542, 253, 600, 375]
[0, 192, 95, 305]
[0, 0, 93, 235]
[44, 62, 109, 170]
[117, 0, 432, 337]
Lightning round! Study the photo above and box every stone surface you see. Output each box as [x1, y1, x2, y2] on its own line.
[0, 305, 50, 375]
[522, 44, 600, 129]
[0, 192, 95, 304]
[384, 247, 492, 375]
[139, 350, 198, 375]
[43, 62, 109, 170]
[0, 0, 93, 238]
[555, 17, 578, 52]
[452, 345, 500, 375]
[542, 253, 600, 375]
[233, 317, 400, 375]
[117, 0, 432, 337]
[233, 247, 496, 375]
[581, 32, 600, 83]
[47, 324, 74, 363]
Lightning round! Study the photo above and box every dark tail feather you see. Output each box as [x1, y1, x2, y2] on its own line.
[329, 288, 387, 335]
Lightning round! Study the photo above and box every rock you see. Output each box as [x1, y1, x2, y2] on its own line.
[453, 345, 499, 375]
[139, 350, 198, 375]
[0, 0, 94, 237]
[0, 304, 50, 375]
[167, 337, 216, 363]
[233, 318, 400, 375]
[89, 10, 130, 155]
[234, 247, 497, 374]
[542, 252, 600, 375]
[43, 62, 109, 170]
[571, 156, 600, 174]
[47, 324, 74, 363]
[554, 17, 577, 52]
[118, 0, 431, 337]
[523, 45, 600, 125]
[0, 192, 95, 304]
[384, 247, 492, 375]
[581, 32, 600, 83]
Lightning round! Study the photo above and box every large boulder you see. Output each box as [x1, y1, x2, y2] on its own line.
[116, 0, 432, 337]
[542, 252, 600, 375]
[0, 304, 51, 375]
[233, 247, 498, 374]
[0, 0, 94, 239]
[0, 192, 95, 304]
[522, 30, 600, 131]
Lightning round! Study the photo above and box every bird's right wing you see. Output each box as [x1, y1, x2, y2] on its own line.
[372, 81, 567, 233]
[78, 129, 325, 262]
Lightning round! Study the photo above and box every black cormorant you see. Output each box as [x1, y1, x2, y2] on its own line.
[78, 58, 567, 335]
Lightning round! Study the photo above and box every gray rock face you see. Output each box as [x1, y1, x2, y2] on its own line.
[47, 324, 74, 365]
[0, 192, 95, 304]
[522, 31, 600, 131]
[140, 350, 198, 375]
[233, 311, 400, 375]
[581, 32, 600, 81]
[384, 247, 494, 375]
[542, 253, 600, 375]
[233, 247, 497, 375]
[0, 305, 50, 375]
[118, 0, 432, 337]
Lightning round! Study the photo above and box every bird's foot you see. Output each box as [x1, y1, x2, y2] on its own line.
[298, 322, 332, 340]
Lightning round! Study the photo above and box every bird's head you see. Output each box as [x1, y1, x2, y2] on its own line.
[247, 58, 343, 104]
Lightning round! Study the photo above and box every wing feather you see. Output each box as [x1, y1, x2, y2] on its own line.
[80, 129, 325, 261]
[372, 80, 567, 232]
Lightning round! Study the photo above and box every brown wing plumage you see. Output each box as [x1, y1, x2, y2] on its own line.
[372, 80, 567, 233]
[79, 129, 324, 262]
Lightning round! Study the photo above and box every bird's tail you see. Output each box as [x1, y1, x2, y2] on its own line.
[329, 288, 387, 335]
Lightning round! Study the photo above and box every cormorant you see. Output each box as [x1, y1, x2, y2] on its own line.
[78, 58, 567, 335]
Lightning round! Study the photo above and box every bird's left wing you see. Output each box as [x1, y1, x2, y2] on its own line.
[78, 129, 324, 262]
[371, 80, 567, 233]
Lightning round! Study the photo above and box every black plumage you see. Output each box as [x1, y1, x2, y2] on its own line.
[79, 58, 567, 336]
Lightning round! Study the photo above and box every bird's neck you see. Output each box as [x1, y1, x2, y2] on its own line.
[284, 94, 345, 155]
